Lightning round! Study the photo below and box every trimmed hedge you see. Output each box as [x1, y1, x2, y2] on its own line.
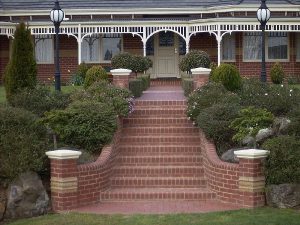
[270, 62, 285, 84]
[137, 75, 151, 90]
[129, 79, 144, 97]
[179, 50, 211, 73]
[182, 78, 194, 97]
[84, 66, 108, 88]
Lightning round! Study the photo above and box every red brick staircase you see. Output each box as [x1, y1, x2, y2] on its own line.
[100, 86, 216, 202]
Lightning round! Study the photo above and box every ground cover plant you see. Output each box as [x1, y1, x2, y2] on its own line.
[6, 208, 300, 225]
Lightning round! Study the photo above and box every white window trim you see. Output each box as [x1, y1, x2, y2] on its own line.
[243, 32, 290, 62]
[221, 33, 236, 62]
[34, 35, 54, 64]
[81, 35, 101, 64]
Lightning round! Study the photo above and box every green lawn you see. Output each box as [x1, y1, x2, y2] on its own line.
[6, 208, 300, 225]
[0, 85, 82, 103]
[291, 84, 300, 89]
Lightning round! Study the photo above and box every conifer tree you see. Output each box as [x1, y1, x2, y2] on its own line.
[4, 22, 37, 100]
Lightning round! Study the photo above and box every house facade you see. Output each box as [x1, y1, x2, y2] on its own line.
[1, 0, 300, 83]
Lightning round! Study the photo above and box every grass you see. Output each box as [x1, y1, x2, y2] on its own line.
[6, 208, 300, 225]
[0, 85, 82, 103]
[291, 84, 300, 89]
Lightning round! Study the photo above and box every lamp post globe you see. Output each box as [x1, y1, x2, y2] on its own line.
[257, 0, 271, 83]
[50, 0, 64, 91]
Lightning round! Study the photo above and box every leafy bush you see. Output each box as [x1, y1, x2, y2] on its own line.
[239, 79, 300, 116]
[197, 103, 241, 155]
[210, 63, 242, 92]
[70, 74, 84, 86]
[187, 82, 240, 122]
[72, 80, 133, 117]
[287, 105, 300, 137]
[0, 106, 50, 180]
[4, 22, 37, 101]
[263, 136, 300, 184]
[182, 78, 194, 97]
[137, 75, 150, 90]
[9, 86, 71, 117]
[270, 62, 285, 84]
[209, 62, 217, 81]
[42, 101, 117, 154]
[111, 52, 133, 70]
[230, 107, 274, 143]
[84, 66, 108, 88]
[179, 50, 211, 73]
[129, 79, 143, 97]
[76, 62, 91, 80]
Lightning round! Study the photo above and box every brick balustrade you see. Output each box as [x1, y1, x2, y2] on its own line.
[191, 67, 211, 89]
[111, 68, 132, 88]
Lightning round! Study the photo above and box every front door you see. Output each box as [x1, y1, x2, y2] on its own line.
[155, 32, 179, 78]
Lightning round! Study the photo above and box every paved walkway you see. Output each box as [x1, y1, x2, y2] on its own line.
[73, 200, 242, 215]
[137, 85, 186, 101]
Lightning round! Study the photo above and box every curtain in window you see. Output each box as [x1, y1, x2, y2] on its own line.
[102, 34, 121, 61]
[268, 32, 288, 60]
[222, 34, 235, 60]
[35, 35, 53, 63]
[81, 35, 100, 63]
[243, 32, 262, 60]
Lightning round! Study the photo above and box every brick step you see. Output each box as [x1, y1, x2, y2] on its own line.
[120, 135, 201, 144]
[122, 127, 199, 135]
[119, 145, 201, 155]
[123, 117, 192, 126]
[115, 155, 202, 166]
[113, 165, 204, 177]
[132, 107, 186, 116]
[100, 188, 216, 201]
[110, 177, 207, 188]
[134, 100, 186, 107]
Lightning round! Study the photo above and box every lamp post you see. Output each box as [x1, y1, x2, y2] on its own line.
[257, 0, 271, 83]
[50, 0, 64, 91]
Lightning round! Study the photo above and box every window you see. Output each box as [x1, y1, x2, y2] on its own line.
[35, 35, 53, 63]
[179, 37, 186, 55]
[159, 32, 174, 47]
[102, 34, 122, 61]
[243, 32, 262, 61]
[146, 36, 154, 56]
[296, 33, 300, 60]
[81, 35, 100, 63]
[268, 32, 288, 60]
[222, 34, 235, 61]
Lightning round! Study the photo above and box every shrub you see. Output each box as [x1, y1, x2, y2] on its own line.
[230, 107, 274, 143]
[129, 79, 143, 97]
[210, 64, 242, 92]
[197, 103, 241, 155]
[270, 62, 285, 84]
[76, 62, 91, 80]
[287, 105, 300, 137]
[72, 80, 133, 117]
[137, 74, 150, 90]
[263, 136, 300, 184]
[0, 106, 50, 180]
[84, 66, 108, 88]
[42, 101, 117, 154]
[238, 79, 300, 116]
[9, 86, 71, 117]
[111, 52, 133, 70]
[182, 78, 194, 97]
[4, 22, 37, 101]
[187, 82, 240, 122]
[209, 62, 217, 81]
[70, 74, 84, 86]
[179, 50, 211, 73]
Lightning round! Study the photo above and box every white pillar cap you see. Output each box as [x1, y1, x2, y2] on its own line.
[191, 67, 211, 76]
[110, 68, 132, 76]
[46, 149, 82, 160]
[234, 149, 270, 159]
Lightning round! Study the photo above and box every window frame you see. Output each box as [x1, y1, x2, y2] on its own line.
[221, 33, 236, 62]
[100, 34, 123, 63]
[34, 35, 54, 64]
[81, 34, 101, 64]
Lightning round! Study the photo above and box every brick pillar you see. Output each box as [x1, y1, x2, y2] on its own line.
[46, 149, 82, 212]
[111, 68, 132, 88]
[234, 149, 270, 208]
[191, 67, 211, 89]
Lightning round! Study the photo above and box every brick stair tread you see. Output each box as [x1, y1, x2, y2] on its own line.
[122, 127, 198, 134]
[103, 187, 212, 193]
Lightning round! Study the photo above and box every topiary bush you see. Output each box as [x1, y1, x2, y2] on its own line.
[270, 62, 285, 84]
[179, 50, 211, 73]
[129, 79, 143, 97]
[41, 101, 117, 154]
[263, 136, 300, 185]
[187, 82, 240, 122]
[84, 66, 108, 88]
[9, 86, 71, 117]
[4, 22, 37, 101]
[137, 74, 150, 91]
[111, 52, 133, 70]
[197, 103, 241, 155]
[72, 80, 133, 117]
[0, 106, 50, 180]
[230, 106, 274, 143]
[210, 63, 242, 92]
[182, 78, 194, 97]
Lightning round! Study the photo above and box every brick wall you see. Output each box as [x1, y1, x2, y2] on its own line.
[0, 36, 10, 84]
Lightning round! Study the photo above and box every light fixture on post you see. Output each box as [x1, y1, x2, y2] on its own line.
[257, 0, 271, 83]
[50, 0, 64, 91]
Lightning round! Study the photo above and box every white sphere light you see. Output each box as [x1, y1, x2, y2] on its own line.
[50, 1, 64, 24]
[257, 1, 271, 24]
